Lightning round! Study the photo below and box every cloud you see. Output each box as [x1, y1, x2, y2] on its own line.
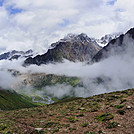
[0, 0, 134, 100]
[17, 35, 134, 97]
[1, 32, 134, 100]
[0, 0, 133, 53]
[0, 70, 15, 89]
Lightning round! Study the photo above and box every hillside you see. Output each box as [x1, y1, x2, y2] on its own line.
[24, 33, 101, 65]
[0, 88, 133, 133]
[21, 73, 80, 88]
[15, 73, 81, 103]
[0, 88, 38, 110]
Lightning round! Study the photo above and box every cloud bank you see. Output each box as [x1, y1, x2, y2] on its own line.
[1, 35, 134, 99]
[0, 0, 133, 53]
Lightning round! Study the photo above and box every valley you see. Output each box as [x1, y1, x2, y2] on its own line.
[0, 27, 134, 134]
[0, 0, 134, 133]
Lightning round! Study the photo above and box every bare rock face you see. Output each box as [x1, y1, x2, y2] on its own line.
[24, 33, 101, 65]
[92, 28, 134, 62]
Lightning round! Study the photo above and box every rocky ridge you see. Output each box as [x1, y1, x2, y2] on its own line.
[24, 33, 101, 65]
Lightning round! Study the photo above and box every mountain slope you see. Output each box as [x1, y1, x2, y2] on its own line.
[21, 73, 80, 88]
[0, 88, 38, 110]
[24, 33, 101, 65]
[92, 28, 134, 62]
[0, 88, 133, 133]
[17, 73, 81, 102]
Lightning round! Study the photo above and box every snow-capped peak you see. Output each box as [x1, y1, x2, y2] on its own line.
[96, 33, 122, 47]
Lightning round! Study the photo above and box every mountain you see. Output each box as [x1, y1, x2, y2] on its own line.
[0, 49, 33, 61]
[24, 33, 101, 65]
[96, 33, 122, 46]
[0, 88, 38, 110]
[92, 28, 134, 62]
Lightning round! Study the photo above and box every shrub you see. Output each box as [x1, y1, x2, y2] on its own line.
[77, 113, 84, 117]
[80, 122, 88, 127]
[120, 99, 126, 104]
[95, 113, 114, 122]
[114, 104, 124, 109]
[106, 121, 119, 129]
[116, 110, 126, 115]
[44, 121, 59, 128]
[66, 117, 78, 123]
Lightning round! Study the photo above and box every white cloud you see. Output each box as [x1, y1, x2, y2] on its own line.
[0, 0, 133, 53]
[1, 32, 134, 98]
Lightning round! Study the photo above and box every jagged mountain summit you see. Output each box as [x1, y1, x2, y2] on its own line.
[0, 49, 33, 61]
[24, 33, 101, 65]
[92, 28, 134, 62]
[96, 33, 122, 46]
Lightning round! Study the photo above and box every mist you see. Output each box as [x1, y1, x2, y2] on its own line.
[0, 34, 134, 99]
[0, 70, 15, 89]
[23, 35, 134, 97]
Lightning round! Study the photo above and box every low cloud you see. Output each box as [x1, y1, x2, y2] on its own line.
[1, 34, 134, 100]
[0, 70, 16, 89]
[21, 35, 134, 97]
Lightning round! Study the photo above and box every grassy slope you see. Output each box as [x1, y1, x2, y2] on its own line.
[0, 88, 133, 133]
[30, 74, 80, 88]
[0, 88, 38, 110]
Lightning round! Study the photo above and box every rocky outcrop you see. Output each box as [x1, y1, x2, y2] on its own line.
[24, 33, 101, 65]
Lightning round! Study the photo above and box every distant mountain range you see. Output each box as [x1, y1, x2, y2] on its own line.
[24, 33, 101, 65]
[0, 32, 122, 65]
[0, 49, 33, 61]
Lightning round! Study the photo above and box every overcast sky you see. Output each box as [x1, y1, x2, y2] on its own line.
[0, 0, 133, 53]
